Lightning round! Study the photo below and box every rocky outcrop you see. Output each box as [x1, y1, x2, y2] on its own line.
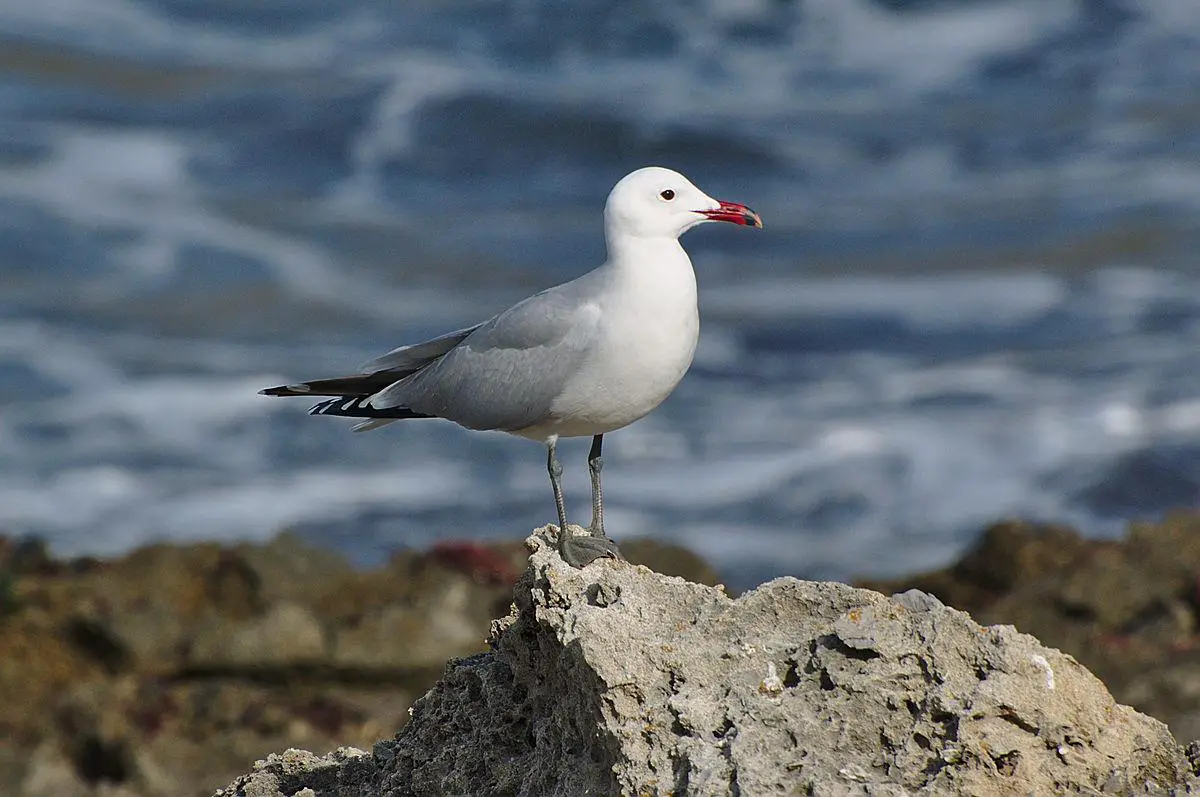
[217, 528, 1200, 797]
[0, 532, 717, 797]
[861, 511, 1200, 742]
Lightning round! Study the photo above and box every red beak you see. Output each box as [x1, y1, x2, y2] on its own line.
[699, 200, 763, 228]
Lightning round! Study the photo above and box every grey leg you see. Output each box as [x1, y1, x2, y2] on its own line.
[546, 438, 622, 568]
[587, 434, 607, 539]
[547, 439, 569, 534]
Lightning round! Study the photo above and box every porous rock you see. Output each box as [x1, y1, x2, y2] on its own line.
[217, 526, 1200, 796]
[213, 748, 375, 797]
[861, 513, 1200, 741]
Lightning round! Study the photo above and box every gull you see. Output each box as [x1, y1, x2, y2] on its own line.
[261, 166, 762, 567]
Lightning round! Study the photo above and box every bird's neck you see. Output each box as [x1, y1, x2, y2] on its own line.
[604, 231, 690, 273]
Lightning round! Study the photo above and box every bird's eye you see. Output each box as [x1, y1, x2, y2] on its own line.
[659, 189, 675, 201]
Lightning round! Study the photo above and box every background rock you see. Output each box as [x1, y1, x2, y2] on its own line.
[0, 530, 717, 797]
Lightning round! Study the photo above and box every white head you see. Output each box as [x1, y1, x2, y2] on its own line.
[604, 166, 763, 241]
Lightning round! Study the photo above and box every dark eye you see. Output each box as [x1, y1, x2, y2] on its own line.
[659, 189, 675, 201]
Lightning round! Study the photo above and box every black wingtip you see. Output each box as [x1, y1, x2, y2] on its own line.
[306, 395, 434, 421]
[309, 396, 370, 416]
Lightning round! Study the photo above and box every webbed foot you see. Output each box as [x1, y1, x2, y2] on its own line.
[557, 526, 624, 568]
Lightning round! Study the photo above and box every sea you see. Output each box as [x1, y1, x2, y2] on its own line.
[2, 0, 1199, 589]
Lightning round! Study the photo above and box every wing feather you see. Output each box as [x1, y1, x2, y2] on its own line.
[359, 323, 482, 374]
[262, 270, 606, 436]
[261, 324, 484, 399]
[369, 283, 601, 432]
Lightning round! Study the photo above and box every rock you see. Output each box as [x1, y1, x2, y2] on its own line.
[216, 527, 1200, 796]
[0, 530, 722, 797]
[0, 536, 56, 576]
[857, 519, 1091, 612]
[18, 743, 87, 797]
[18, 734, 176, 797]
[213, 748, 376, 797]
[332, 593, 482, 672]
[617, 538, 722, 588]
[862, 512, 1200, 741]
[190, 602, 329, 670]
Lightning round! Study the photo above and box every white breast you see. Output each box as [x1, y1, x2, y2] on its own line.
[537, 242, 700, 439]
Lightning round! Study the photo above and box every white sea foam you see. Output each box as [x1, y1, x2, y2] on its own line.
[798, 0, 1078, 93]
[0, 129, 475, 327]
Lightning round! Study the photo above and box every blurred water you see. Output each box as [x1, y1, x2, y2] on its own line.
[1, 0, 1199, 588]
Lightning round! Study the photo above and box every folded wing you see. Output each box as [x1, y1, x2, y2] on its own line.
[368, 285, 601, 433]
[261, 275, 602, 435]
[259, 324, 482, 399]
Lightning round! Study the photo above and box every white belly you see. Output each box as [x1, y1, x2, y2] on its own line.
[547, 313, 698, 437]
[517, 254, 699, 441]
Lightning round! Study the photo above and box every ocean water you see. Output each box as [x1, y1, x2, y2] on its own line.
[2, 0, 1199, 588]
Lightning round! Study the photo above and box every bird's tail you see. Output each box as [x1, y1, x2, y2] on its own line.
[261, 376, 433, 432]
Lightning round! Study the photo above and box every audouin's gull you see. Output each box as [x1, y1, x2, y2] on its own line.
[261, 166, 762, 567]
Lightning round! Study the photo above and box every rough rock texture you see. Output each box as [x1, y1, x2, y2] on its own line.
[861, 512, 1200, 742]
[217, 527, 1200, 796]
[0, 531, 717, 797]
[213, 749, 376, 797]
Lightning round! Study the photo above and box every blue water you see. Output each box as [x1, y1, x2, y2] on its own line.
[2, 0, 1200, 588]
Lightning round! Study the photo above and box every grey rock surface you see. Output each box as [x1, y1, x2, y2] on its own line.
[215, 527, 1200, 796]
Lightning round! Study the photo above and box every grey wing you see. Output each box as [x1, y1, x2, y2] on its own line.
[260, 322, 484, 399]
[359, 323, 483, 375]
[368, 287, 600, 432]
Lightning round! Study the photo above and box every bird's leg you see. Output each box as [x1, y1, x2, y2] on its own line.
[547, 438, 622, 568]
[547, 439, 569, 534]
[586, 434, 607, 539]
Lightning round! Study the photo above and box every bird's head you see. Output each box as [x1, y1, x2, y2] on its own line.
[604, 166, 763, 241]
